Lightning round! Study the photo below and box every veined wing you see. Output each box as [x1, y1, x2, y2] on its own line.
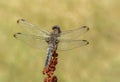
[58, 39, 89, 51]
[60, 26, 89, 39]
[17, 19, 50, 37]
[14, 33, 48, 49]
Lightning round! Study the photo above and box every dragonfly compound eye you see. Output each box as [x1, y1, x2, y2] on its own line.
[52, 25, 61, 34]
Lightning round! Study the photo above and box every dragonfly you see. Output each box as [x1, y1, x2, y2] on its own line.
[14, 19, 89, 68]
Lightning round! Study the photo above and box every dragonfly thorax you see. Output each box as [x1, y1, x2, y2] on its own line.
[45, 26, 61, 45]
[46, 33, 59, 45]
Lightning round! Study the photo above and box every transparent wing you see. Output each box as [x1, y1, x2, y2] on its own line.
[60, 26, 89, 39]
[14, 33, 48, 49]
[17, 19, 50, 37]
[58, 39, 89, 51]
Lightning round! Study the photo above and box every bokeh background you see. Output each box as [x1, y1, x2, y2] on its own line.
[0, 0, 120, 82]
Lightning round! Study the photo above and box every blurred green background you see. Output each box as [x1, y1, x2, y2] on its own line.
[0, 0, 120, 82]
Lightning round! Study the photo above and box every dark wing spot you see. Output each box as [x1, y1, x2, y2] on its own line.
[17, 19, 25, 24]
[13, 32, 22, 38]
[82, 26, 89, 31]
[82, 40, 89, 44]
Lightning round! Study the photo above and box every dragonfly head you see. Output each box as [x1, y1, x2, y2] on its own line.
[52, 25, 61, 35]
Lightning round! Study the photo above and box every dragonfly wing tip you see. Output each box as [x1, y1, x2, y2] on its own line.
[13, 34, 16, 38]
[82, 26, 89, 31]
[17, 19, 25, 24]
[82, 40, 89, 45]
[87, 41, 89, 44]
[13, 32, 22, 38]
[87, 27, 89, 31]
